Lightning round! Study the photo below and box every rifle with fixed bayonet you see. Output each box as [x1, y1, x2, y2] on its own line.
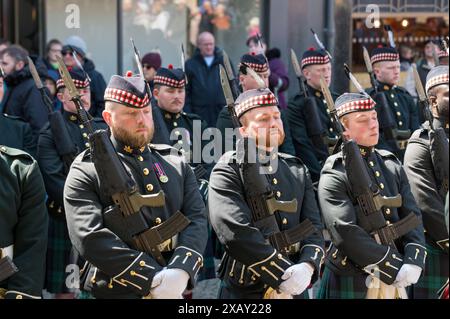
[28, 57, 78, 173]
[222, 50, 240, 100]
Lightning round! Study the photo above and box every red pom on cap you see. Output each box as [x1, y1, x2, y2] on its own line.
[377, 44, 383, 48]
[251, 52, 256, 56]
[308, 47, 316, 51]
[168, 64, 174, 70]
[126, 71, 133, 77]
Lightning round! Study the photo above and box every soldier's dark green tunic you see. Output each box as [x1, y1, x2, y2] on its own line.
[317, 147, 427, 299]
[0, 113, 36, 158]
[0, 145, 48, 299]
[63, 137, 208, 298]
[37, 111, 107, 293]
[368, 83, 420, 159]
[208, 150, 325, 299]
[404, 122, 449, 298]
[286, 84, 339, 183]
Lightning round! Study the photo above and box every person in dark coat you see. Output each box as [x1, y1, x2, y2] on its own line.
[209, 88, 325, 299]
[0, 45, 49, 137]
[404, 65, 449, 298]
[37, 69, 107, 297]
[185, 32, 228, 127]
[317, 92, 426, 299]
[367, 46, 420, 160]
[0, 145, 48, 299]
[63, 74, 208, 299]
[286, 48, 338, 183]
[62, 36, 107, 118]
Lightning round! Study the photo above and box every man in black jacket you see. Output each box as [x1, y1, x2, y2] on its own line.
[1, 45, 48, 137]
[185, 32, 228, 127]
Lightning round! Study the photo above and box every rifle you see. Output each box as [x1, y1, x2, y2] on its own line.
[411, 64, 449, 195]
[290, 48, 335, 153]
[361, 47, 410, 154]
[219, 65, 316, 255]
[181, 44, 189, 85]
[131, 38, 152, 99]
[28, 57, 78, 173]
[222, 50, 240, 100]
[311, 28, 332, 60]
[0, 248, 18, 283]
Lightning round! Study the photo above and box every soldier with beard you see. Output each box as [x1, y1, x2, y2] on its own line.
[404, 65, 449, 298]
[63, 74, 208, 299]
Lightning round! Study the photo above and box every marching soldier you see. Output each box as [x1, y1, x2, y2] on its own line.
[150, 64, 214, 280]
[0, 145, 48, 299]
[367, 46, 420, 159]
[63, 74, 208, 299]
[286, 48, 339, 183]
[209, 88, 325, 299]
[216, 53, 295, 156]
[37, 68, 107, 297]
[404, 65, 449, 298]
[317, 92, 426, 299]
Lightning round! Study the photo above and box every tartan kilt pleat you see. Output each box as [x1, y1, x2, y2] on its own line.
[317, 266, 370, 299]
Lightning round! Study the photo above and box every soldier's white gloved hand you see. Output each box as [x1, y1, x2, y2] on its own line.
[279, 262, 314, 296]
[393, 264, 422, 288]
[150, 268, 189, 299]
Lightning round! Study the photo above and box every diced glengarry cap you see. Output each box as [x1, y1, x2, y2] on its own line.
[370, 46, 399, 65]
[104, 74, 150, 108]
[240, 53, 269, 73]
[300, 47, 330, 69]
[426, 65, 449, 93]
[56, 68, 90, 90]
[234, 88, 278, 119]
[154, 65, 185, 88]
[335, 93, 376, 118]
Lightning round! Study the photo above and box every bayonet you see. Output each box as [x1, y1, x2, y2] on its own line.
[181, 44, 188, 85]
[311, 28, 332, 59]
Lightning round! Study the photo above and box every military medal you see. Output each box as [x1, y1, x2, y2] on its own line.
[154, 162, 169, 183]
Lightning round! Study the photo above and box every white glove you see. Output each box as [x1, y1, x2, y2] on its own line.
[150, 268, 189, 299]
[393, 264, 422, 288]
[279, 262, 314, 296]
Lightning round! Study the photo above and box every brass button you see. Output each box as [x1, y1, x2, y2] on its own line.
[379, 183, 385, 189]
[272, 178, 278, 185]
[79, 124, 84, 129]
[137, 156, 144, 162]
[329, 128, 334, 132]
[0, 146, 6, 152]
[173, 122, 178, 127]
[70, 115, 77, 121]
[186, 252, 192, 257]
[239, 279, 244, 284]
[146, 184, 154, 192]
[130, 271, 136, 276]
[386, 221, 391, 226]
[16, 295, 23, 299]
[341, 260, 347, 266]
[315, 91, 321, 97]
[143, 168, 150, 176]
[282, 218, 288, 225]
[390, 94, 395, 99]
[385, 208, 391, 215]
[396, 111, 401, 116]
[446, 243, 449, 248]
[398, 121, 403, 126]
[268, 166, 273, 173]
[155, 217, 162, 225]
[85, 142, 90, 148]
[270, 261, 276, 266]
[384, 85, 389, 91]
[375, 171, 381, 177]
[369, 161, 375, 167]
[276, 191, 281, 198]
[261, 266, 267, 271]
[108, 283, 113, 289]
[82, 133, 88, 138]
[394, 102, 398, 106]
[139, 261, 146, 267]
[385, 262, 390, 266]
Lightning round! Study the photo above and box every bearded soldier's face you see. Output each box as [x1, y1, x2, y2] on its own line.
[154, 86, 186, 114]
[103, 102, 154, 148]
[239, 106, 285, 150]
[342, 110, 379, 147]
[430, 84, 449, 122]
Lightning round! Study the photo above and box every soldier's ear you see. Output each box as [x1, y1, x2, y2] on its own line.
[153, 87, 159, 100]
[56, 91, 65, 103]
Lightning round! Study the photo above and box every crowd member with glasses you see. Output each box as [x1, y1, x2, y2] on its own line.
[62, 36, 107, 118]
[141, 51, 162, 92]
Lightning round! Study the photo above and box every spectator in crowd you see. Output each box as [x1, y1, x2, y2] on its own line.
[44, 39, 62, 81]
[142, 51, 162, 91]
[62, 35, 107, 117]
[399, 44, 414, 71]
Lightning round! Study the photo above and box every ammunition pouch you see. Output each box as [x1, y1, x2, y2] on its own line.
[371, 213, 421, 245]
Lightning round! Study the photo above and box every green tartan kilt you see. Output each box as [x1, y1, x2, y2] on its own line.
[410, 243, 449, 299]
[44, 216, 73, 294]
[317, 266, 370, 299]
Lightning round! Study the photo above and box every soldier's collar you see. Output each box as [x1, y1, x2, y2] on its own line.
[258, 148, 279, 164]
[377, 82, 396, 92]
[159, 107, 182, 121]
[306, 83, 322, 98]
[358, 145, 375, 158]
[63, 110, 80, 123]
[111, 135, 150, 156]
